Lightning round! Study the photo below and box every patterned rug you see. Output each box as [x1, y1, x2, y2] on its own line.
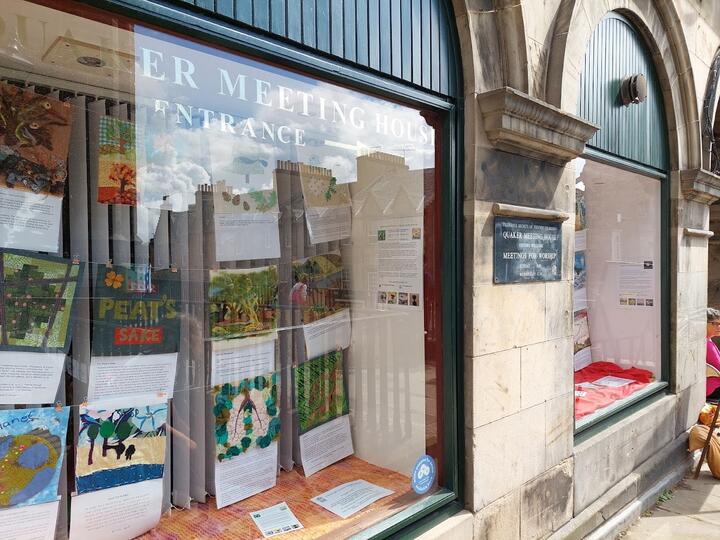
[140, 456, 415, 539]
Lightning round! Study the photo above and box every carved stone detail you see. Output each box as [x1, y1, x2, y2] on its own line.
[680, 168, 720, 204]
[478, 87, 599, 166]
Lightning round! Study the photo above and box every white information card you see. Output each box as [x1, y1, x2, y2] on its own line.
[250, 502, 304, 538]
[311, 480, 393, 519]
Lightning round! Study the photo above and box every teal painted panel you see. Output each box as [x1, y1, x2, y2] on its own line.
[316, 0, 330, 53]
[302, 0, 317, 48]
[164, 0, 456, 98]
[343, 0, 356, 62]
[331, 0, 343, 56]
[356, 0, 369, 65]
[578, 13, 668, 170]
[270, 0, 286, 35]
[254, 0, 270, 31]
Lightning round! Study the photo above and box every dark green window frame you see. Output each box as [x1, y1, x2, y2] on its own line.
[76, 0, 465, 536]
[573, 10, 671, 437]
[573, 148, 670, 438]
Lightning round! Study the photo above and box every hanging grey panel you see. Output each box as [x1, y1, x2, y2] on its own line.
[578, 13, 668, 170]
[165, 0, 456, 98]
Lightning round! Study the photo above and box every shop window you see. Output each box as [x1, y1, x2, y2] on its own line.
[573, 159, 666, 430]
[0, 1, 453, 537]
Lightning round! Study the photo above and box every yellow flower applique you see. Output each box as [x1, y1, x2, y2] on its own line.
[105, 271, 124, 289]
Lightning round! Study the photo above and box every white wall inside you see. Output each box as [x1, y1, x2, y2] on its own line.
[582, 160, 662, 378]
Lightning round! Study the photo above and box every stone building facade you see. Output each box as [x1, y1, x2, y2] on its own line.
[433, 1, 720, 539]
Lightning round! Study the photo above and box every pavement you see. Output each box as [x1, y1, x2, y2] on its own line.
[620, 464, 720, 540]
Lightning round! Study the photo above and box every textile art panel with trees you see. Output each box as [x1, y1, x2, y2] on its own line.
[209, 266, 278, 340]
[291, 252, 348, 324]
[0, 249, 82, 353]
[213, 371, 280, 462]
[0, 406, 69, 509]
[294, 350, 349, 433]
[76, 402, 167, 494]
[97, 116, 137, 205]
[0, 81, 72, 198]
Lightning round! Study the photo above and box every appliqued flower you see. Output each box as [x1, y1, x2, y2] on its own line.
[105, 271, 124, 289]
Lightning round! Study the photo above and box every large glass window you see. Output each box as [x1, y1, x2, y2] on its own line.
[573, 158, 665, 429]
[0, 1, 450, 538]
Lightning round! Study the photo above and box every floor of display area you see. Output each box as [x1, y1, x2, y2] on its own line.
[140, 456, 415, 539]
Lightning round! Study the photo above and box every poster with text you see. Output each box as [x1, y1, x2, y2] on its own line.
[211, 335, 276, 387]
[0, 249, 83, 353]
[75, 399, 167, 494]
[97, 116, 137, 205]
[618, 261, 655, 308]
[212, 371, 280, 508]
[294, 351, 353, 476]
[0, 82, 71, 252]
[92, 265, 180, 356]
[375, 217, 423, 309]
[0, 351, 65, 404]
[209, 266, 278, 340]
[69, 478, 162, 540]
[299, 164, 352, 244]
[0, 406, 70, 509]
[211, 176, 280, 262]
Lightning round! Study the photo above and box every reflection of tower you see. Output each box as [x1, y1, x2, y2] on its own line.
[354, 151, 425, 215]
[208, 180, 226, 194]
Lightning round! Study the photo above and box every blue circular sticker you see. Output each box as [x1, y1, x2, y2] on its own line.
[411, 455, 436, 494]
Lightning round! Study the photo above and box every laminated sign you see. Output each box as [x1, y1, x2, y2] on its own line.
[92, 265, 180, 355]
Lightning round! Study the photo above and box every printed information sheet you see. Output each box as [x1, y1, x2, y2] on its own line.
[69, 478, 163, 540]
[87, 353, 178, 400]
[305, 206, 352, 244]
[303, 309, 351, 360]
[211, 336, 276, 386]
[592, 376, 634, 388]
[618, 260, 655, 307]
[250, 502, 304, 538]
[0, 499, 59, 540]
[311, 479, 394, 519]
[299, 415, 354, 477]
[0, 187, 62, 253]
[215, 443, 278, 509]
[0, 351, 65, 404]
[374, 217, 423, 309]
[214, 213, 281, 261]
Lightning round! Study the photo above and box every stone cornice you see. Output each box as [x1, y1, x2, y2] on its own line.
[477, 87, 599, 166]
[680, 168, 720, 204]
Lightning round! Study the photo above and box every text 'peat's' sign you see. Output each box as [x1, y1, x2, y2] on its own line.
[493, 217, 562, 284]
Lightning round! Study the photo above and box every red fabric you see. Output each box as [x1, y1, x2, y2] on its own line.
[574, 361, 654, 419]
[707, 339, 720, 397]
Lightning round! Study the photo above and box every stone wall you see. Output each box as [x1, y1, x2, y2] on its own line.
[454, 0, 720, 538]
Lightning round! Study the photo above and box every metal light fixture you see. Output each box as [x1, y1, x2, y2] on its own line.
[620, 74, 647, 106]
[77, 56, 106, 68]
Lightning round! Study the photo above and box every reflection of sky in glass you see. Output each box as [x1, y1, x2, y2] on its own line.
[133, 26, 435, 216]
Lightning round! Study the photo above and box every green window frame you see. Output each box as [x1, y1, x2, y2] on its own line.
[573, 11, 670, 436]
[78, 0, 465, 535]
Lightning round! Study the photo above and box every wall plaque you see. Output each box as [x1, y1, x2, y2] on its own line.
[493, 216, 562, 283]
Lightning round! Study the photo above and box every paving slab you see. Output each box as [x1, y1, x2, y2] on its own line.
[621, 466, 720, 539]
